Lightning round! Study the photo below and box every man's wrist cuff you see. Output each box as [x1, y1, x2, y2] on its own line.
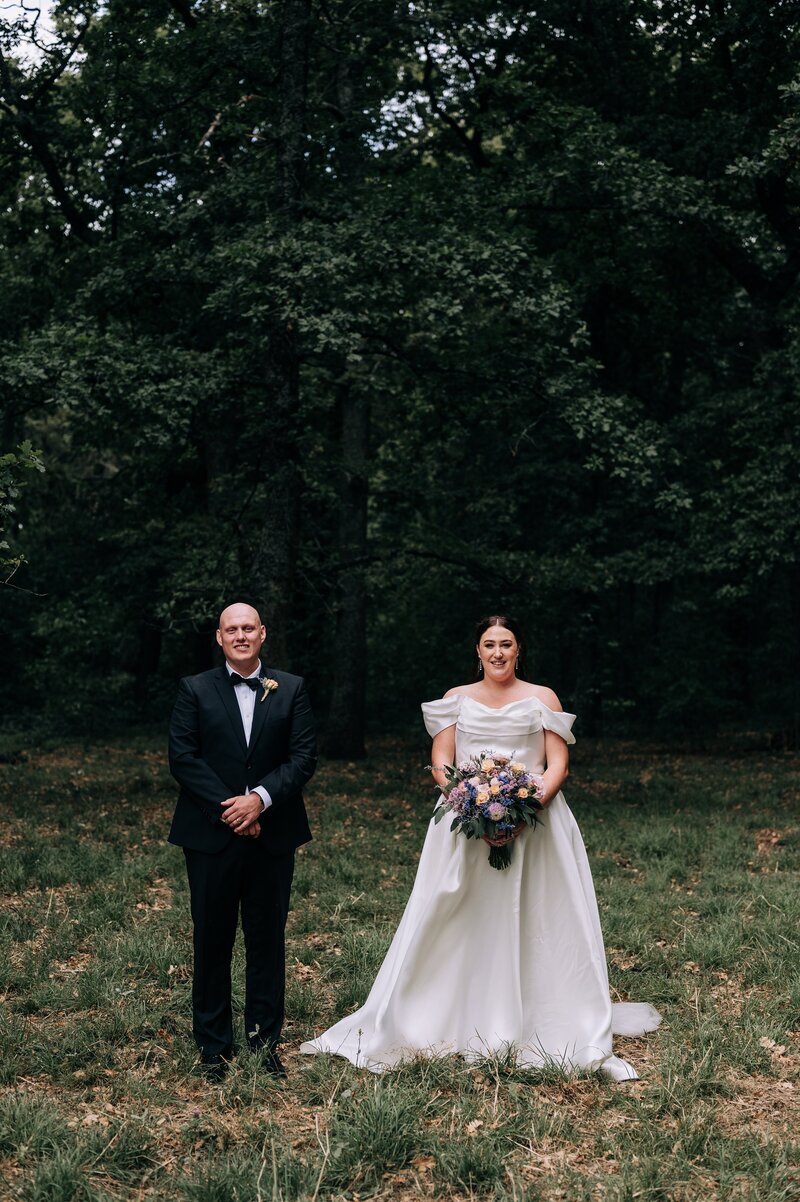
[251, 785, 272, 812]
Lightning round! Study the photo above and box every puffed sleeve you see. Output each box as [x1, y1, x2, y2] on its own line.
[421, 695, 463, 737]
[538, 700, 577, 745]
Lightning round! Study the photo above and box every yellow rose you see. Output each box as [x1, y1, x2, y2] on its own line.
[511, 761, 525, 772]
[476, 792, 489, 805]
[518, 788, 529, 798]
[481, 758, 495, 771]
[489, 782, 501, 795]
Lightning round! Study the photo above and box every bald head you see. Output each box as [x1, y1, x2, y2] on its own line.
[219, 602, 262, 629]
[216, 603, 266, 675]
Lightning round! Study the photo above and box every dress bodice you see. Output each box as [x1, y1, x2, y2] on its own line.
[421, 694, 576, 776]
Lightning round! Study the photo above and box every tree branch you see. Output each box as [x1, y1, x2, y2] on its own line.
[0, 42, 98, 244]
[30, 19, 91, 103]
[13, 110, 99, 242]
[421, 46, 491, 170]
[1, 571, 47, 597]
[167, 0, 198, 29]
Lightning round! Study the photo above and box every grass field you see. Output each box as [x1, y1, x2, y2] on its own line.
[0, 730, 798, 1201]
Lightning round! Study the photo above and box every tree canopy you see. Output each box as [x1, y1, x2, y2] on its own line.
[1, 1, 798, 747]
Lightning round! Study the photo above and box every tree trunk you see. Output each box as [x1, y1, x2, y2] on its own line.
[275, 0, 310, 220]
[133, 621, 162, 709]
[320, 41, 371, 757]
[251, 362, 301, 670]
[251, 0, 310, 667]
[323, 385, 369, 758]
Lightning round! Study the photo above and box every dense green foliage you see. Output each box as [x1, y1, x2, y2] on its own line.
[0, 440, 44, 575]
[1, 2, 799, 742]
[0, 732, 798, 1199]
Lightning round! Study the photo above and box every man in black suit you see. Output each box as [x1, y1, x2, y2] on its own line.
[168, 601, 316, 1080]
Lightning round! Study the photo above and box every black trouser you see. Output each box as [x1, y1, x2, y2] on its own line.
[184, 839, 295, 1058]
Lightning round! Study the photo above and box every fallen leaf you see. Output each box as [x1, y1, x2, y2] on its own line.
[412, 1155, 436, 1174]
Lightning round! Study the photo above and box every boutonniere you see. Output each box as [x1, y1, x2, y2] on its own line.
[258, 676, 279, 702]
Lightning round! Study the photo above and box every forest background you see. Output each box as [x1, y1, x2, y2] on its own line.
[1, 0, 799, 755]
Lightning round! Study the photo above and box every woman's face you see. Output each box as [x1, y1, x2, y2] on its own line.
[477, 624, 519, 683]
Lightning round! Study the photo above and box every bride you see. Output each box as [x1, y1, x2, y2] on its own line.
[301, 615, 661, 1080]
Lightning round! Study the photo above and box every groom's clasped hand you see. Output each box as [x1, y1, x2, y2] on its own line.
[220, 792, 262, 837]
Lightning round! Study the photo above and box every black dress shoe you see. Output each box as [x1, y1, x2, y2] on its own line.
[251, 1045, 287, 1078]
[199, 1052, 231, 1082]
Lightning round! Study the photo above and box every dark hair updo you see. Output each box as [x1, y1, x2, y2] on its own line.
[474, 614, 529, 680]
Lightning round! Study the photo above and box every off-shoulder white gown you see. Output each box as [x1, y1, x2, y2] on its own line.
[301, 694, 660, 1080]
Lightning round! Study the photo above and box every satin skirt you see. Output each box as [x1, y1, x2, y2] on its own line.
[301, 796, 660, 1080]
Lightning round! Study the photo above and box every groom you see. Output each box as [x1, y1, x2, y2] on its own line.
[168, 601, 316, 1080]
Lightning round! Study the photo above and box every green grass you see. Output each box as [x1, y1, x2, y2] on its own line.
[0, 734, 798, 1200]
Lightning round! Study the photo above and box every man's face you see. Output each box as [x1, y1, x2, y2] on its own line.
[216, 604, 266, 670]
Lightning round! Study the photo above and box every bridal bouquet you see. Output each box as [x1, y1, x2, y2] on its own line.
[433, 752, 545, 870]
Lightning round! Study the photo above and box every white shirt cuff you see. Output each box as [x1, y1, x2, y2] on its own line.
[251, 786, 272, 812]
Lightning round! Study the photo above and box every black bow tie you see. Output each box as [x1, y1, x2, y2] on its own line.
[230, 673, 261, 690]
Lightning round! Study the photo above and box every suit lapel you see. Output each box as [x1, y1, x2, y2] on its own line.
[247, 661, 275, 751]
[213, 667, 248, 754]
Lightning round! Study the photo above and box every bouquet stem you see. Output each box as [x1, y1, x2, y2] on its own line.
[488, 844, 513, 870]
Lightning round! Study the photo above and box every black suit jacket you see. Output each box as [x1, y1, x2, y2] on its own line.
[168, 663, 316, 856]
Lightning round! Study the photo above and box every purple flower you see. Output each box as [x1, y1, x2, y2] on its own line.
[486, 801, 507, 821]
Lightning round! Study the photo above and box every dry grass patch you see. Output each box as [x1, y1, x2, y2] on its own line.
[716, 1073, 800, 1140]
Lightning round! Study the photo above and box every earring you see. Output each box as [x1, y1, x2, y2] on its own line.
[477, 657, 483, 676]
[515, 656, 520, 671]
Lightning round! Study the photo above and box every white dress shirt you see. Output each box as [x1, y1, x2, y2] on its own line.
[225, 662, 272, 811]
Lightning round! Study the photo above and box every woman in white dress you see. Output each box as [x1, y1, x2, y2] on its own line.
[301, 616, 660, 1080]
